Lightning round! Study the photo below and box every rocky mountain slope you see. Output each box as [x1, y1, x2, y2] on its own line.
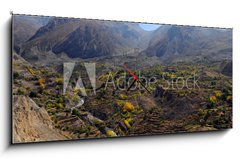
[14, 15, 232, 65]
[13, 95, 70, 143]
[144, 25, 232, 63]
[13, 15, 50, 53]
[12, 52, 117, 142]
[12, 52, 72, 143]
[19, 17, 152, 62]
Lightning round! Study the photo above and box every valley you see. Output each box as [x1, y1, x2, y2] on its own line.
[12, 14, 232, 143]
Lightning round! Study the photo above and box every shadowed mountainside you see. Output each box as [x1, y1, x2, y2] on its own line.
[144, 25, 232, 63]
[14, 16, 232, 65]
[13, 15, 50, 53]
[20, 17, 152, 62]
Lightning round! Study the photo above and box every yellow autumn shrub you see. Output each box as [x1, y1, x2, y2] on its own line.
[38, 78, 45, 89]
[27, 66, 35, 76]
[119, 93, 127, 100]
[214, 91, 222, 98]
[55, 77, 63, 85]
[116, 100, 125, 107]
[71, 94, 79, 103]
[106, 130, 116, 137]
[209, 95, 217, 103]
[171, 74, 176, 78]
[99, 74, 109, 81]
[124, 120, 131, 128]
[124, 118, 133, 128]
[226, 96, 232, 102]
[123, 102, 134, 111]
[73, 88, 80, 93]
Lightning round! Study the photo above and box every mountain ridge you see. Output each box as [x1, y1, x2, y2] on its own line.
[14, 16, 232, 65]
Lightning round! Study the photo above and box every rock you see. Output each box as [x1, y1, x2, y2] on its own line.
[13, 95, 70, 143]
[76, 98, 84, 107]
[186, 125, 217, 132]
[89, 109, 107, 120]
[84, 113, 104, 125]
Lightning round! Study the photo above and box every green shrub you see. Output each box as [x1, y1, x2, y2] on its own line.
[72, 108, 80, 116]
[17, 88, 25, 95]
[29, 91, 37, 97]
[13, 72, 20, 79]
[55, 78, 63, 85]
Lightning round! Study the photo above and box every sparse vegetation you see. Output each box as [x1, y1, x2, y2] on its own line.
[13, 58, 232, 139]
[12, 16, 232, 142]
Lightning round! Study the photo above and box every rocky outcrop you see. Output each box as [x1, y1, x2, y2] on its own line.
[13, 96, 70, 143]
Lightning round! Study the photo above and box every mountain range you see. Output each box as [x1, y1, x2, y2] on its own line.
[144, 25, 232, 62]
[13, 15, 232, 64]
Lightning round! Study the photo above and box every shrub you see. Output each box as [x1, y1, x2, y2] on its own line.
[71, 94, 79, 103]
[116, 100, 125, 107]
[64, 108, 71, 113]
[43, 90, 51, 95]
[72, 108, 80, 116]
[214, 91, 222, 98]
[30, 76, 38, 81]
[56, 85, 60, 90]
[56, 103, 63, 109]
[58, 97, 64, 103]
[123, 102, 134, 111]
[73, 88, 80, 93]
[209, 95, 217, 104]
[55, 78, 63, 85]
[226, 96, 232, 103]
[124, 119, 131, 128]
[106, 130, 116, 137]
[132, 91, 141, 99]
[13, 72, 20, 79]
[119, 93, 127, 100]
[38, 78, 45, 89]
[29, 91, 37, 97]
[27, 66, 35, 76]
[17, 88, 25, 95]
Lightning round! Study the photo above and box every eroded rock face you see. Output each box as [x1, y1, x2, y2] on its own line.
[13, 96, 69, 143]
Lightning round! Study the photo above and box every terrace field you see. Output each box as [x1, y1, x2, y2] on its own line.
[13, 53, 232, 142]
[12, 15, 232, 143]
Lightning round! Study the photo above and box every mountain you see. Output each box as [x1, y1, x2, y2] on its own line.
[19, 18, 152, 62]
[13, 15, 50, 53]
[144, 25, 232, 62]
[14, 15, 232, 64]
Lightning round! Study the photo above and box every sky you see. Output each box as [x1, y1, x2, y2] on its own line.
[139, 23, 161, 31]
